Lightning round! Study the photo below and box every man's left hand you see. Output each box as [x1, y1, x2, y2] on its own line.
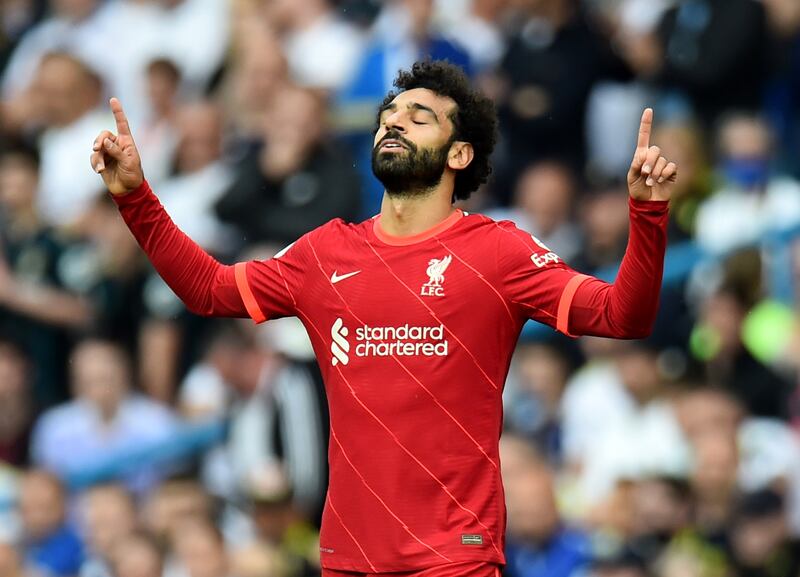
[627, 108, 678, 202]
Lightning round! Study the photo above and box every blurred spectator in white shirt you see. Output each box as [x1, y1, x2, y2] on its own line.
[156, 100, 234, 254]
[695, 113, 800, 254]
[267, 0, 365, 92]
[436, 0, 508, 72]
[136, 58, 181, 187]
[87, 0, 229, 125]
[1, 0, 105, 99]
[33, 52, 110, 227]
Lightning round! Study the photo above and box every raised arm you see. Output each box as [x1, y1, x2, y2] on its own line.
[569, 108, 677, 338]
[90, 99, 245, 317]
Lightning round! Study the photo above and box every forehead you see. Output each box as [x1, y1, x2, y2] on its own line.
[385, 88, 457, 119]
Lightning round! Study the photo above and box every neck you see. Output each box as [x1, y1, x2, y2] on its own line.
[379, 183, 456, 237]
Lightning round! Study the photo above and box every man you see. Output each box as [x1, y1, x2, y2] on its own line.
[90, 61, 676, 577]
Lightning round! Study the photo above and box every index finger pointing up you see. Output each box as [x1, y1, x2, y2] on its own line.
[638, 108, 653, 150]
[110, 97, 131, 136]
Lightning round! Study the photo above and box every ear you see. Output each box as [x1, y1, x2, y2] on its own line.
[447, 141, 474, 171]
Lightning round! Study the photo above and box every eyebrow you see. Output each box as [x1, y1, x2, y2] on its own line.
[378, 101, 440, 124]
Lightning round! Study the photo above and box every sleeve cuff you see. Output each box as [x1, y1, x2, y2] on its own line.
[234, 262, 267, 324]
[111, 179, 152, 207]
[557, 274, 592, 337]
[629, 196, 669, 214]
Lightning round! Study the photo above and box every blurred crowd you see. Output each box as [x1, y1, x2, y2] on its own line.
[1, 0, 800, 576]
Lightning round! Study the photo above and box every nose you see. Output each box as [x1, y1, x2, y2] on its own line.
[384, 110, 406, 133]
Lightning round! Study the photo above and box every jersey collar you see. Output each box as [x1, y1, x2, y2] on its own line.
[372, 209, 464, 246]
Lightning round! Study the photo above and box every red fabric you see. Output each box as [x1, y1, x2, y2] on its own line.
[114, 181, 668, 572]
[322, 561, 500, 577]
[569, 197, 669, 338]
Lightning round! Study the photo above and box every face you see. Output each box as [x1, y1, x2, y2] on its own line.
[515, 162, 574, 235]
[71, 342, 129, 418]
[175, 103, 223, 173]
[82, 486, 137, 557]
[0, 157, 38, 212]
[504, 466, 559, 542]
[373, 88, 469, 197]
[35, 55, 98, 127]
[112, 537, 163, 577]
[19, 473, 65, 540]
[173, 522, 228, 577]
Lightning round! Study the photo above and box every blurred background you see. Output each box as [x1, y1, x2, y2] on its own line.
[1, 0, 800, 575]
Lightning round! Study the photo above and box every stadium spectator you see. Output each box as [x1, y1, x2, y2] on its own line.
[689, 431, 739, 539]
[107, 531, 164, 577]
[572, 186, 630, 272]
[156, 100, 234, 254]
[0, 0, 103, 99]
[216, 85, 361, 246]
[204, 323, 327, 515]
[0, 143, 91, 406]
[0, 339, 32, 467]
[503, 342, 574, 464]
[502, 437, 592, 577]
[494, 0, 631, 199]
[728, 489, 800, 577]
[136, 58, 182, 187]
[0, 541, 29, 577]
[30, 339, 178, 493]
[626, 476, 693, 565]
[170, 518, 230, 577]
[566, 341, 688, 506]
[436, 0, 508, 73]
[33, 52, 109, 227]
[223, 24, 288, 142]
[692, 285, 792, 419]
[141, 479, 216, 543]
[78, 484, 138, 577]
[487, 160, 582, 262]
[694, 113, 800, 255]
[89, 0, 229, 125]
[649, 121, 711, 243]
[246, 464, 320, 577]
[18, 470, 84, 577]
[266, 0, 364, 92]
[646, 0, 767, 125]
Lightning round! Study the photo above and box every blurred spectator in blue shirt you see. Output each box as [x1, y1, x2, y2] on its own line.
[501, 434, 592, 577]
[19, 470, 84, 577]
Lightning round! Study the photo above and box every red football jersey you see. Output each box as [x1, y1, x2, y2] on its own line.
[234, 210, 584, 572]
[114, 182, 667, 574]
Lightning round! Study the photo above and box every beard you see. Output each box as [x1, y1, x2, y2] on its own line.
[371, 132, 453, 198]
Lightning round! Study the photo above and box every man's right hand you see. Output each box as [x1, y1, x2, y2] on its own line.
[90, 98, 144, 196]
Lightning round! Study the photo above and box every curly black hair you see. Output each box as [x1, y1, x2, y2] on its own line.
[377, 61, 498, 202]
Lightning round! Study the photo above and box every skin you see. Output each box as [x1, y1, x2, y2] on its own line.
[91, 94, 677, 237]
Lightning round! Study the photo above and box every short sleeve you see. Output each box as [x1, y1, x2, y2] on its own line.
[496, 221, 591, 336]
[234, 235, 313, 324]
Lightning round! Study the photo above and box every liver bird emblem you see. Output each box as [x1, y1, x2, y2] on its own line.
[425, 255, 452, 287]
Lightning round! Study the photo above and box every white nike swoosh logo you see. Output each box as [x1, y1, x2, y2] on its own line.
[331, 270, 361, 284]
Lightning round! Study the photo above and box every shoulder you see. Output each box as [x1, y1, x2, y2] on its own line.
[33, 402, 86, 436]
[306, 217, 372, 243]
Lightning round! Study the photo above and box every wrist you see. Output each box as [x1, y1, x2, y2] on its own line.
[111, 180, 151, 206]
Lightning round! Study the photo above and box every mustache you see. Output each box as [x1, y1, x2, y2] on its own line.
[375, 131, 417, 152]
